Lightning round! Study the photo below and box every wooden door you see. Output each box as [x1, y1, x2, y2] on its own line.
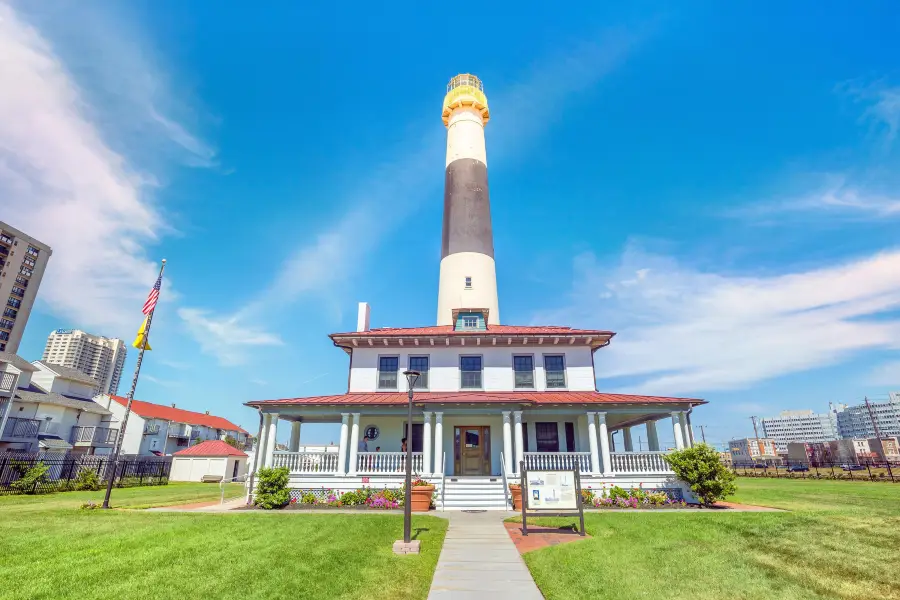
[454, 426, 491, 475]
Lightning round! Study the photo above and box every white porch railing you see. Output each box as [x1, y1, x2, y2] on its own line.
[356, 452, 424, 475]
[272, 451, 340, 474]
[611, 451, 671, 474]
[524, 452, 591, 472]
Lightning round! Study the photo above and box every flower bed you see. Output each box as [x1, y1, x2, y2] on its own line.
[581, 485, 689, 509]
[287, 487, 405, 510]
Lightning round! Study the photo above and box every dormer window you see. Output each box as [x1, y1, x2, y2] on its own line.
[462, 316, 477, 328]
[452, 308, 489, 331]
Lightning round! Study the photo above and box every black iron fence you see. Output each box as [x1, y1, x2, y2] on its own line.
[0, 452, 172, 495]
[732, 459, 900, 482]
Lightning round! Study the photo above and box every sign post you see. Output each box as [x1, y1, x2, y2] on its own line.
[520, 460, 585, 537]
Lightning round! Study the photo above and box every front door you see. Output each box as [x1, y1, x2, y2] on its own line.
[454, 426, 491, 475]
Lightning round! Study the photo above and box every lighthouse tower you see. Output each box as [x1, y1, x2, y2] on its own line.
[437, 74, 500, 326]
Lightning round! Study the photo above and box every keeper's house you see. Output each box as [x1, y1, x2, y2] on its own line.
[244, 74, 705, 509]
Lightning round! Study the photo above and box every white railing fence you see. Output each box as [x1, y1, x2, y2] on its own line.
[272, 451, 340, 474]
[610, 451, 671, 473]
[524, 452, 591, 472]
[356, 452, 424, 475]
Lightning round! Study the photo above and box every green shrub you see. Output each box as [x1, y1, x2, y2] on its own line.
[255, 467, 290, 509]
[608, 485, 630, 501]
[664, 443, 737, 506]
[73, 468, 102, 491]
[11, 462, 50, 494]
[300, 491, 318, 505]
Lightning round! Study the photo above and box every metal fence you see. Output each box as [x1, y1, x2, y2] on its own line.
[731, 458, 900, 482]
[0, 452, 172, 495]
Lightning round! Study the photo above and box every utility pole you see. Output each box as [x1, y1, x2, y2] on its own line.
[750, 416, 760, 440]
[864, 397, 883, 439]
[638, 436, 644, 451]
[699, 425, 708, 444]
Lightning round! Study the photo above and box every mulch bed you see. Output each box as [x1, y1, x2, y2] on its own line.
[505, 522, 591, 553]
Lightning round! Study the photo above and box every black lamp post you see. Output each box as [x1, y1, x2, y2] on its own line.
[402, 370, 420, 544]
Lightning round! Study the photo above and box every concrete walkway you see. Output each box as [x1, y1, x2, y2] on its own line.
[427, 511, 543, 600]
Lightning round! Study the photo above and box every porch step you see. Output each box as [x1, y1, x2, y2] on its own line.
[440, 477, 511, 511]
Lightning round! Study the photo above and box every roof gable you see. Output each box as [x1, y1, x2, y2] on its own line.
[173, 440, 247, 457]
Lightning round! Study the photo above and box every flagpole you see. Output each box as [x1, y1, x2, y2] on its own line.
[102, 259, 166, 509]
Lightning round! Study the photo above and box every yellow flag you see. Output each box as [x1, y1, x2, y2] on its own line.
[132, 316, 152, 350]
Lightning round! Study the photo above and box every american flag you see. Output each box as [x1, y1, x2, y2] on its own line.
[142, 273, 162, 315]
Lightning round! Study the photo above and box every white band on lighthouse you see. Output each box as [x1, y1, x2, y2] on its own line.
[437, 74, 500, 326]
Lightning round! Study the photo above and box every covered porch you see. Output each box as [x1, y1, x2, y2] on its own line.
[253, 402, 698, 480]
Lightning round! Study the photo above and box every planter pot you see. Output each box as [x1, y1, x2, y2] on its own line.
[509, 485, 522, 511]
[411, 485, 434, 512]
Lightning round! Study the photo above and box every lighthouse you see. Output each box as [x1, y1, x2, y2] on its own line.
[437, 74, 500, 326]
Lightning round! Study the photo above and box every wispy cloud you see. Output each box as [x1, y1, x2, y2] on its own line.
[839, 78, 900, 147]
[143, 374, 181, 388]
[178, 308, 284, 367]
[0, 2, 213, 338]
[535, 244, 900, 395]
[867, 360, 900, 387]
[181, 26, 651, 365]
[731, 177, 900, 221]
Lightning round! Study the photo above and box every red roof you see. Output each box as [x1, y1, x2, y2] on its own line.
[108, 396, 248, 434]
[330, 325, 615, 338]
[247, 391, 703, 407]
[173, 440, 247, 457]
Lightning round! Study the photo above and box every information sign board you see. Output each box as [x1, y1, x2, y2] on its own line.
[520, 461, 586, 537]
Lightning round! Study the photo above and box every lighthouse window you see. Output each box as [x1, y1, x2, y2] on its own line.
[464, 277, 472, 289]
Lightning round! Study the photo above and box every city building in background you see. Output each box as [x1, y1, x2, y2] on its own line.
[729, 437, 780, 465]
[761, 408, 842, 453]
[42, 329, 127, 395]
[836, 396, 900, 439]
[0, 221, 52, 354]
[787, 439, 881, 466]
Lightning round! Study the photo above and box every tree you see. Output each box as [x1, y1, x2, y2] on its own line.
[223, 435, 243, 449]
[664, 443, 737, 507]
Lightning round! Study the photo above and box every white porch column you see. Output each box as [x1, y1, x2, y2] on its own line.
[680, 412, 693, 448]
[337, 413, 350, 475]
[672, 411, 685, 450]
[513, 411, 524, 475]
[597, 412, 611, 475]
[289, 421, 301, 452]
[433, 412, 444, 476]
[257, 413, 271, 468]
[623, 426, 633, 452]
[647, 420, 660, 451]
[348, 412, 361, 476]
[264, 412, 279, 468]
[423, 411, 433, 476]
[502, 411, 513, 475]
[586, 412, 600, 475]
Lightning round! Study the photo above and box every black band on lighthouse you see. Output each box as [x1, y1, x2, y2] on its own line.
[441, 157, 494, 259]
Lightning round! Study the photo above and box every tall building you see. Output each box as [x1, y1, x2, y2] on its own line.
[836, 396, 900, 439]
[0, 221, 52, 354]
[761, 409, 841, 453]
[42, 330, 127, 395]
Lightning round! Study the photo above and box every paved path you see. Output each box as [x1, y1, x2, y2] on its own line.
[427, 511, 543, 600]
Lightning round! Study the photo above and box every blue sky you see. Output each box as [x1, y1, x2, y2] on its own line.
[3, 1, 900, 448]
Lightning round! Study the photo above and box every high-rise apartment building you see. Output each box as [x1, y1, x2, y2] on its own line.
[761, 408, 842, 453]
[0, 221, 52, 354]
[836, 396, 900, 439]
[42, 330, 127, 395]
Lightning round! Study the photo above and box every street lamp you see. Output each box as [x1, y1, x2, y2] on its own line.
[402, 370, 420, 544]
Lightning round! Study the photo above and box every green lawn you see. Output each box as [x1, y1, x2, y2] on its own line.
[0, 484, 447, 600]
[518, 478, 900, 600]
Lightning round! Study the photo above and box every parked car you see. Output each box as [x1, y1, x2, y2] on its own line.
[753, 463, 768, 468]
[787, 465, 809, 472]
[840, 464, 865, 471]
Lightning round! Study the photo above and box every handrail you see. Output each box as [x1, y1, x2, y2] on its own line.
[441, 454, 447, 512]
[500, 451, 510, 510]
[220, 475, 247, 505]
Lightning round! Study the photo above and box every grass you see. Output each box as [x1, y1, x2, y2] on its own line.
[517, 478, 900, 600]
[0, 483, 447, 600]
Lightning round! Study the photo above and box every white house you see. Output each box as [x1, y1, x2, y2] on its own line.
[170, 440, 248, 482]
[243, 74, 706, 509]
[0, 354, 117, 454]
[93, 394, 250, 456]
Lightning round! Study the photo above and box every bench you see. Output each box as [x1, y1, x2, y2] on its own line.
[201, 475, 223, 483]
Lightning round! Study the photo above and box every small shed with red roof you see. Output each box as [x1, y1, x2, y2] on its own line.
[170, 440, 248, 482]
